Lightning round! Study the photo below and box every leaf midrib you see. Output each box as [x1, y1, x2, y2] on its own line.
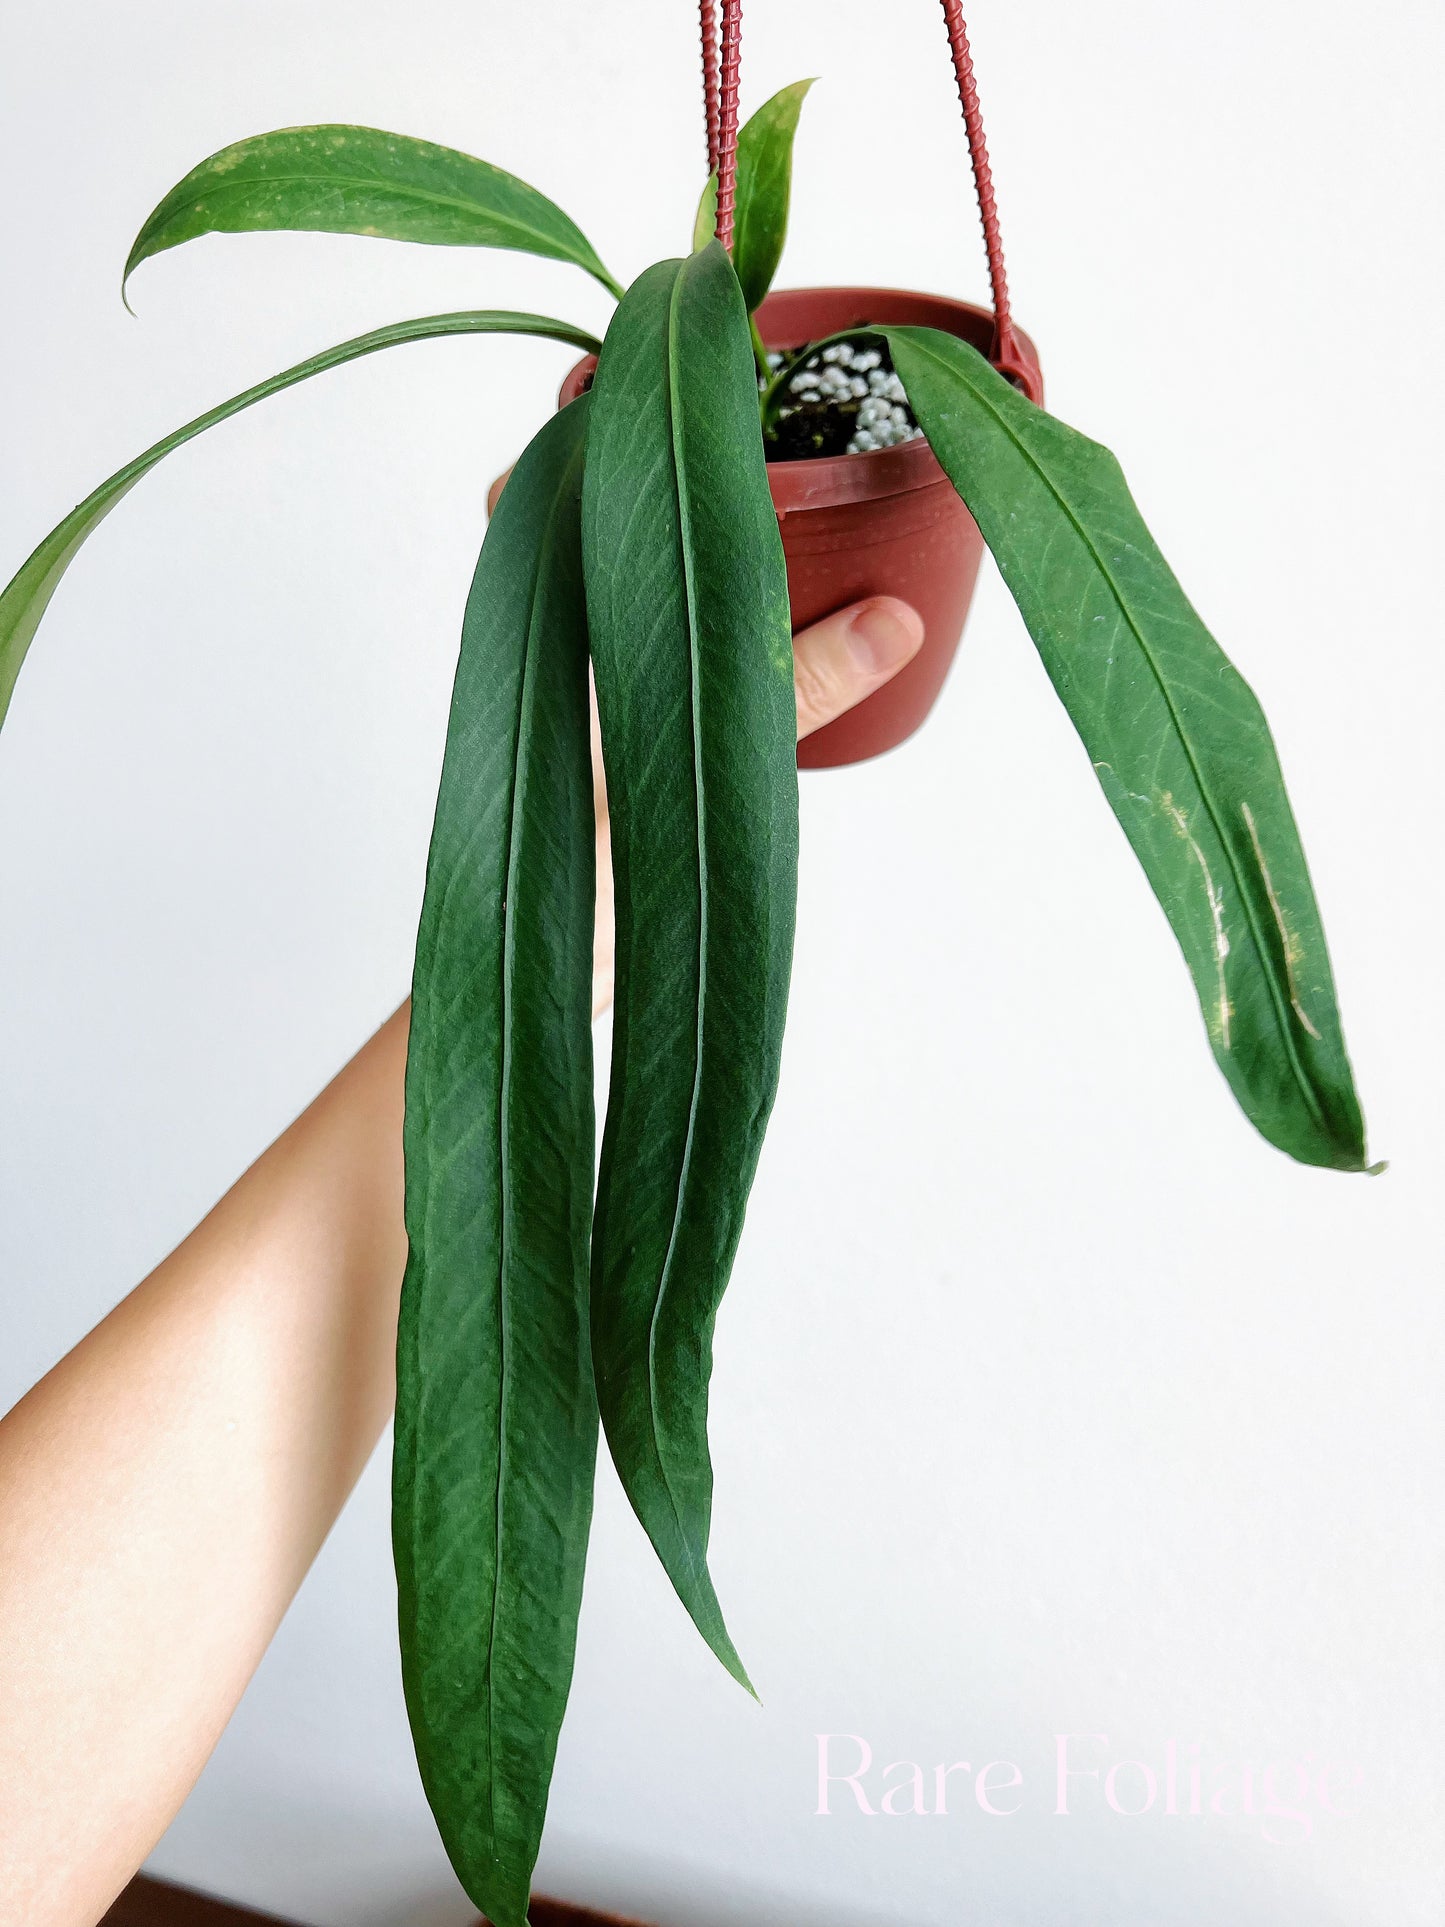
[641, 256, 710, 1584]
[896, 329, 1331, 1141]
[134, 169, 583, 266]
[486, 430, 587, 1850]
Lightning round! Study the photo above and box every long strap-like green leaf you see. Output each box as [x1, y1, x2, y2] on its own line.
[885, 324, 1369, 1172]
[0, 309, 600, 735]
[124, 125, 623, 302]
[582, 245, 798, 1688]
[395, 395, 597, 1927]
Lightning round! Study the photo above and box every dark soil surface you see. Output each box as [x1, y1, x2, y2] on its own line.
[763, 334, 923, 463]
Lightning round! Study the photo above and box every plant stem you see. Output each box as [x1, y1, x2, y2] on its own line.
[757, 326, 884, 437]
[749, 315, 770, 385]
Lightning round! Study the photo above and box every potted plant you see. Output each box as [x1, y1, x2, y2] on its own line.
[0, 5, 1374, 1925]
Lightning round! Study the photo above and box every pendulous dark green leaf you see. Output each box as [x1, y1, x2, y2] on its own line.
[395, 394, 597, 1927]
[885, 324, 1369, 1172]
[582, 246, 798, 1688]
[0, 309, 600, 736]
[124, 124, 623, 302]
[692, 79, 815, 311]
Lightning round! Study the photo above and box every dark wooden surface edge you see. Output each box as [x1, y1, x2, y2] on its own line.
[101, 1874, 306, 1926]
[103, 1873, 657, 1927]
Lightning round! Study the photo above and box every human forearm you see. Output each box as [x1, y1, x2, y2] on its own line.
[0, 1004, 409, 1927]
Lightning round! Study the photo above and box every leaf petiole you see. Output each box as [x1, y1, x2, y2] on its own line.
[749, 314, 770, 384]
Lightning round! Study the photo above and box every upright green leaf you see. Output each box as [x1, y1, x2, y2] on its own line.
[0, 309, 600, 735]
[582, 246, 798, 1687]
[124, 125, 623, 302]
[885, 324, 1369, 1172]
[692, 79, 815, 311]
[395, 395, 597, 1927]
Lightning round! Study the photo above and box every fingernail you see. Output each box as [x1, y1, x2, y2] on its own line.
[846, 600, 921, 676]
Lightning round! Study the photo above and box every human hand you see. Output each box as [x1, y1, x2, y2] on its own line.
[486, 468, 925, 1015]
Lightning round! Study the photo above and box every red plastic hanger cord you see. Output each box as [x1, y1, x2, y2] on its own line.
[938, 2, 1029, 387]
[699, 0, 721, 176]
[700, 2, 1031, 395]
[714, 0, 743, 254]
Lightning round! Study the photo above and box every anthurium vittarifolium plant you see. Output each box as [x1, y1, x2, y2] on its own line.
[0, 50, 1373, 1927]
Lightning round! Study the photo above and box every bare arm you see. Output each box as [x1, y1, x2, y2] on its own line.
[0, 595, 922, 1927]
[0, 1008, 410, 1927]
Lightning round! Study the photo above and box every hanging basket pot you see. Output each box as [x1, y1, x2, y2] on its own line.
[557, 0, 1044, 768]
[558, 289, 1041, 767]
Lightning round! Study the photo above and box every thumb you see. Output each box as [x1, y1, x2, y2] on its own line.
[792, 597, 924, 741]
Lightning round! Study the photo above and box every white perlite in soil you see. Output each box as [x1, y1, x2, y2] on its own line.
[766, 338, 924, 456]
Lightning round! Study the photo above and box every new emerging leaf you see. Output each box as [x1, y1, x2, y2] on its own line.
[693, 79, 815, 311]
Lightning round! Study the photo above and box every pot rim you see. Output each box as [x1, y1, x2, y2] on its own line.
[557, 283, 1040, 513]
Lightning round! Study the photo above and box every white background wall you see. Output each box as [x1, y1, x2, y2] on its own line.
[2, 3, 1441, 1922]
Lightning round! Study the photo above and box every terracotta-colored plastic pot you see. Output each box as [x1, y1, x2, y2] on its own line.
[559, 286, 1041, 768]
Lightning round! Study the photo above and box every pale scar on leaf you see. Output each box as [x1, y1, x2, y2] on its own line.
[1240, 800, 1322, 1040]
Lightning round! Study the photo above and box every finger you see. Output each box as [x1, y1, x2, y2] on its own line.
[588, 678, 614, 1018]
[486, 466, 514, 516]
[588, 675, 607, 822]
[791, 596, 925, 740]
